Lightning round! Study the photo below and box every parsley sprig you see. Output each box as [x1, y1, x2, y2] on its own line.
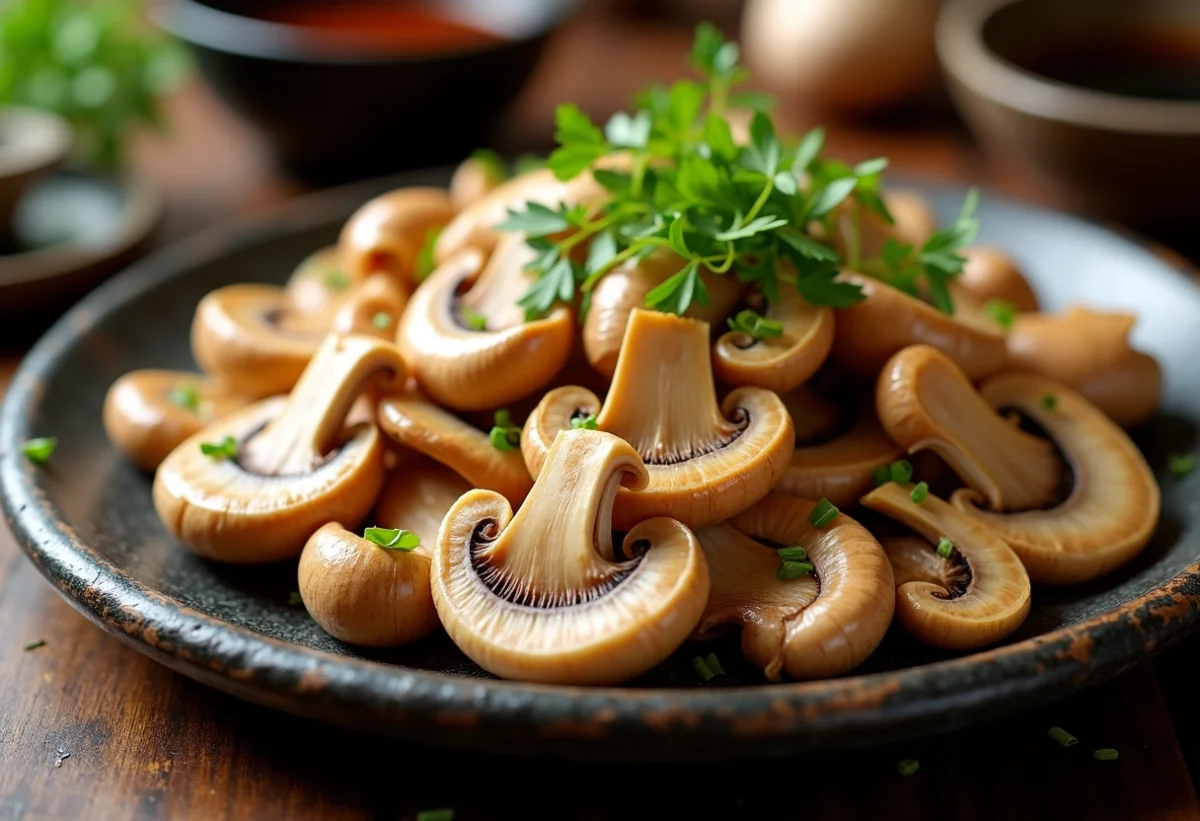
[495, 23, 979, 322]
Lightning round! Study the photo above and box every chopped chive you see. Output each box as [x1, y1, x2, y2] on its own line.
[363, 526, 420, 551]
[1048, 726, 1077, 747]
[1168, 453, 1197, 478]
[325, 270, 349, 292]
[570, 414, 599, 430]
[808, 497, 838, 528]
[414, 227, 442, 283]
[23, 639, 46, 652]
[199, 435, 237, 461]
[168, 382, 200, 411]
[416, 810, 454, 821]
[494, 408, 512, 428]
[1093, 748, 1119, 761]
[1042, 394, 1057, 411]
[983, 298, 1017, 330]
[287, 592, 304, 607]
[777, 560, 814, 580]
[21, 437, 58, 465]
[693, 655, 715, 682]
[889, 459, 914, 485]
[909, 481, 930, 504]
[371, 311, 392, 330]
[897, 759, 920, 776]
[489, 426, 520, 451]
[778, 546, 807, 561]
[727, 309, 784, 340]
[873, 465, 891, 486]
[463, 309, 488, 331]
[936, 537, 954, 559]
[704, 652, 725, 676]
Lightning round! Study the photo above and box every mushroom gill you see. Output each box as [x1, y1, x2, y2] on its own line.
[432, 429, 709, 685]
[153, 334, 406, 563]
[712, 287, 835, 393]
[396, 240, 574, 412]
[694, 493, 894, 681]
[523, 308, 794, 529]
[860, 483, 1031, 649]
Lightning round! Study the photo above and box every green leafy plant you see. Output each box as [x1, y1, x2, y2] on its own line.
[495, 23, 978, 321]
[0, 0, 191, 170]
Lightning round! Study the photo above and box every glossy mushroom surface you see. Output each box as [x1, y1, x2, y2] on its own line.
[337, 187, 457, 286]
[713, 287, 835, 393]
[432, 429, 709, 685]
[523, 309, 794, 530]
[694, 493, 894, 680]
[958, 247, 1039, 312]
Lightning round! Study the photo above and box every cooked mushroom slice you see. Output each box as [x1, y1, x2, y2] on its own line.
[830, 189, 938, 260]
[432, 429, 709, 685]
[1003, 306, 1162, 428]
[860, 483, 1030, 649]
[877, 344, 1064, 512]
[781, 380, 845, 446]
[958, 247, 1039, 313]
[397, 239, 573, 411]
[154, 334, 406, 563]
[694, 493, 893, 680]
[449, 153, 507, 210]
[377, 393, 533, 506]
[103, 370, 251, 472]
[298, 521, 440, 647]
[284, 246, 346, 316]
[338, 187, 457, 286]
[583, 248, 742, 378]
[830, 273, 1008, 381]
[329, 273, 407, 338]
[712, 287, 834, 393]
[524, 309, 794, 529]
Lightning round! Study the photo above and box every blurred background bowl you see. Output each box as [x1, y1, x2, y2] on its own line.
[0, 107, 72, 244]
[152, 0, 580, 185]
[937, 0, 1200, 229]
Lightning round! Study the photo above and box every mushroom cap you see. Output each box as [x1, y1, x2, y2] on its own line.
[153, 397, 385, 563]
[431, 429, 709, 685]
[830, 272, 1008, 381]
[397, 245, 574, 412]
[831, 188, 938, 260]
[374, 450, 473, 541]
[377, 393, 533, 506]
[298, 521, 439, 647]
[876, 343, 1064, 512]
[338, 187, 457, 286]
[713, 287, 835, 393]
[957, 247, 1040, 313]
[583, 248, 743, 379]
[284, 246, 346, 316]
[329, 272, 408, 338]
[103, 370, 250, 472]
[781, 379, 846, 445]
[695, 492, 894, 681]
[861, 483, 1031, 650]
[1004, 306, 1162, 428]
[951, 373, 1160, 585]
[449, 155, 506, 210]
[523, 310, 794, 530]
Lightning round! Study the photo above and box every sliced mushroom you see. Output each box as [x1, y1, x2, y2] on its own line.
[860, 482, 1031, 649]
[583, 248, 743, 378]
[377, 393, 533, 506]
[781, 379, 846, 445]
[830, 189, 938, 261]
[694, 493, 893, 680]
[298, 521, 440, 647]
[876, 345, 1159, 584]
[831, 273, 1008, 381]
[877, 344, 1064, 512]
[450, 154, 507, 210]
[102, 370, 252, 472]
[329, 273, 407, 338]
[432, 428, 709, 685]
[523, 308, 794, 529]
[958, 247, 1039, 313]
[154, 334, 406, 563]
[397, 239, 574, 411]
[1003, 306, 1162, 427]
[712, 287, 834, 393]
[284, 246, 346, 316]
[338, 187, 457, 286]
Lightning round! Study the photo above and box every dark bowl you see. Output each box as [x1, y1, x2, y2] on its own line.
[936, 0, 1200, 228]
[152, 0, 579, 185]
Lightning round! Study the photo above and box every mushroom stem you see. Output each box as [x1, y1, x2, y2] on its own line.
[240, 334, 406, 476]
[456, 232, 536, 330]
[877, 344, 1063, 512]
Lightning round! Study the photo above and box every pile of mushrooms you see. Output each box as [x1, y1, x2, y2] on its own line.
[103, 156, 1164, 687]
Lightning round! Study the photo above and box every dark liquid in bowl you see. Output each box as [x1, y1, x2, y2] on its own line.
[1016, 31, 1200, 101]
[252, 3, 502, 53]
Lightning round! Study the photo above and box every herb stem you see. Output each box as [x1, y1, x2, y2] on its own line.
[743, 177, 776, 225]
[631, 152, 649, 198]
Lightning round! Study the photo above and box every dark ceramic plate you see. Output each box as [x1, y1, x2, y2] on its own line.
[2, 169, 1199, 762]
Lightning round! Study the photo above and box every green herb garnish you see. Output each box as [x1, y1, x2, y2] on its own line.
[372, 311, 392, 331]
[1167, 453, 1197, 478]
[325, 270, 350, 292]
[897, 759, 920, 776]
[1042, 394, 1057, 411]
[889, 459, 914, 485]
[21, 437, 58, 465]
[363, 527, 420, 551]
[414, 226, 442, 283]
[169, 382, 200, 412]
[287, 592, 304, 607]
[808, 497, 838, 528]
[570, 414, 599, 430]
[984, 298, 1018, 330]
[23, 639, 46, 652]
[936, 538, 954, 559]
[496, 23, 977, 322]
[1048, 726, 1077, 747]
[416, 810, 454, 821]
[462, 309, 488, 331]
[1093, 748, 1119, 761]
[488, 409, 522, 452]
[727, 309, 783, 340]
[199, 435, 237, 461]
[469, 147, 509, 184]
[777, 560, 815, 581]
[778, 546, 807, 561]
[692, 654, 725, 682]
[910, 481, 930, 504]
[873, 465, 891, 486]
[704, 652, 724, 676]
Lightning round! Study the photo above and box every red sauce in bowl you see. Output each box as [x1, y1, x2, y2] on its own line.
[253, 3, 502, 54]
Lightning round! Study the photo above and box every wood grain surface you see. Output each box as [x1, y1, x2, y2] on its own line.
[2, 12, 1200, 821]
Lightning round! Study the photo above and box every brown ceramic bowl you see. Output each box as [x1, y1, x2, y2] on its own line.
[936, 0, 1200, 226]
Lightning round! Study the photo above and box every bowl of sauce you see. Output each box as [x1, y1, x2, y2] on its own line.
[936, 0, 1200, 227]
[153, 0, 580, 184]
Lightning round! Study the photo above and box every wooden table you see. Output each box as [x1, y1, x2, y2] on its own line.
[3, 18, 1200, 821]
